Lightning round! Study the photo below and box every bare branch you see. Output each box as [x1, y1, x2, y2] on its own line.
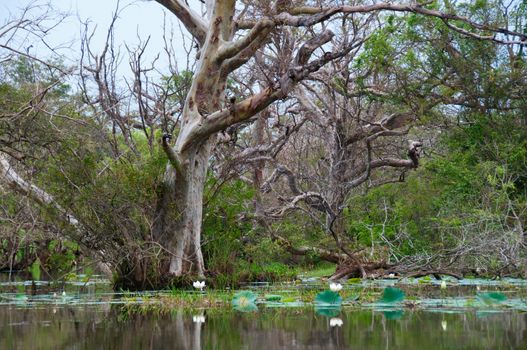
[155, 0, 208, 45]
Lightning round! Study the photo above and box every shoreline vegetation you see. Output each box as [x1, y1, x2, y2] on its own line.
[0, 0, 526, 290]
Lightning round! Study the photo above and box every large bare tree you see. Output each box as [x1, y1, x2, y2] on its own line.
[148, 0, 526, 279]
[2, 0, 526, 287]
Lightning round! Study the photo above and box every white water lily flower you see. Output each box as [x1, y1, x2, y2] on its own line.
[192, 315, 206, 323]
[388, 273, 395, 278]
[441, 320, 447, 331]
[193, 281, 206, 291]
[476, 285, 481, 291]
[329, 283, 342, 292]
[330, 318, 343, 327]
[440, 280, 447, 290]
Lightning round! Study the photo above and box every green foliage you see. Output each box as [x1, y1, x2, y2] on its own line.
[314, 291, 343, 306]
[231, 291, 258, 312]
[314, 306, 341, 317]
[265, 294, 282, 302]
[46, 240, 78, 277]
[380, 287, 405, 303]
[29, 259, 41, 281]
[477, 292, 507, 305]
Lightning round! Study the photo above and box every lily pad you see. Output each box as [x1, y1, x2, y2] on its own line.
[232, 291, 258, 312]
[476, 292, 507, 305]
[264, 294, 282, 302]
[348, 278, 362, 284]
[282, 297, 297, 303]
[380, 287, 405, 303]
[315, 290, 342, 306]
[315, 306, 341, 317]
[265, 301, 304, 308]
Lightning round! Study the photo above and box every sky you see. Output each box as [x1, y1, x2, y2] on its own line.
[0, 0, 195, 77]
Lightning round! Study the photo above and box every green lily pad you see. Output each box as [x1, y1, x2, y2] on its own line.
[380, 287, 405, 303]
[281, 297, 297, 303]
[265, 301, 304, 308]
[233, 303, 258, 312]
[315, 306, 341, 317]
[232, 291, 258, 312]
[315, 290, 342, 306]
[477, 292, 507, 305]
[15, 294, 28, 302]
[264, 294, 282, 302]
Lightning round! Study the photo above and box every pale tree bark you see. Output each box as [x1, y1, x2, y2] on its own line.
[153, 0, 336, 278]
[150, 0, 526, 280]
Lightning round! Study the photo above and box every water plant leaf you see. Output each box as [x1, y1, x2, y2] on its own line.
[233, 303, 258, 312]
[265, 294, 282, 302]
[380, 287, 405, 303]
[315, 291, 342, 306]
[476, 292, 507, 305]
[265, 301, 304, 308]
[315, 306, 341, 317]
[281, 297, 297, 303]
[232, 291, 258, 312]
[15, 294, 28, 303]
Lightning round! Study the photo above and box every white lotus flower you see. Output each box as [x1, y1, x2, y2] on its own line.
[193, 315, 206, 323]
[329, 283, 342, 292]
[440, 280, 447, 290]
[441, 320, 447, 331]
[330, 318, 343, 327]
[193, 281, 206, 291]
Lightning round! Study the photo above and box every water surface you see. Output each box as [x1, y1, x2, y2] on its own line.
[1, 305, 526, 349]
[1, 275, 526, 349]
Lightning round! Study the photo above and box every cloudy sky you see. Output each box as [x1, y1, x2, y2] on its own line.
[1, 0, 195, 76]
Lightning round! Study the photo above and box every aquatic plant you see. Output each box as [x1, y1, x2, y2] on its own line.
[265, 294, 282, 302]
[380, 287, 405, 303]
[232, 290, 258, 312]
[329, 283, 343, 292]
[192, 315, 206, 323]
[477, 292, 507, 305]
[315, 291, 343, 306]
[329, 317, 343, 327]
[193, 281, 206, 291]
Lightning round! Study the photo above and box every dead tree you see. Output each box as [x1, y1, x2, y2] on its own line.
[1, 0, 525, 287]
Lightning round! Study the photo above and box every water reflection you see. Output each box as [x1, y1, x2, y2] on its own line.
[0, 306, 526, 349]
[329, 317, 343, 327]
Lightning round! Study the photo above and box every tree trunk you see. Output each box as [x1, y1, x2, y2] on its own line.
[168, 143, 211, 277]
[151, 138, 214, 281]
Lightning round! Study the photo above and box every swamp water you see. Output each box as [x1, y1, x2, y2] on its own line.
[1, 276, 527, 349]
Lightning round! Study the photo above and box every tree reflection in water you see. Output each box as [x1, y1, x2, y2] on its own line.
[0, 306, 526, 349]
